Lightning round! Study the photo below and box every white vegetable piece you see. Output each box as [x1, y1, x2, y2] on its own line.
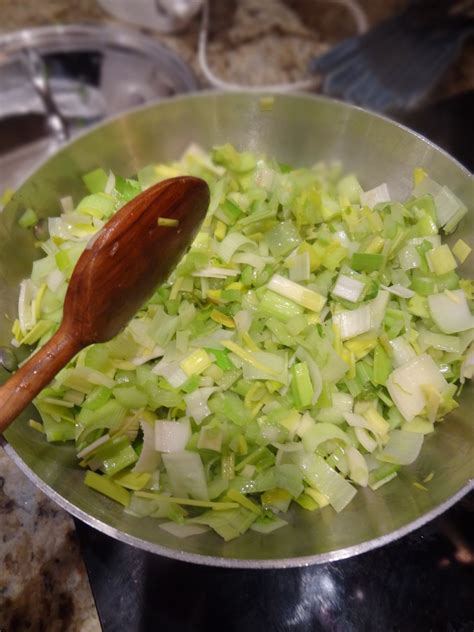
[77, 433, 111, 460]
[155, 419, 191, 452]
[461, 343, 474, 381]
[184, 387, 217, 424]
[47, 269, 65, 293]
[377, 430, 424, 465]
[355, 427, 377, 453]
[192, 267, 239, 279]
[152, 358, 188, 388]
[131, 345, 165, 366]
[360, 183, 390, 208]
[233, 309, 252, 334]
[398, 245, 421, 271]
[370, 290, 389, 330]
[316, 392, 353, 424]
[386, 354, 447, 422]
[288, 252, 310, 282]
[428, 290, 474, 334]
[388, 337, 417, 367]
[408, 236, 441, 248]
[217, 233, 257, 263]
[332, 274, 365, 302]
[381, 284, 414, 299]
[414, 176, 467, 229]
[267, 274, 326, 312]
[133, 420, 160, 473]
[104, 171, 116, 194]
[60, 195, 74, 213]
[18, 279, 35, 333]
[158, 522, 209, 538]
[162, 450, 208, 500]
[242, 350, 288, 384]
[345, 446, 369, 486]
[333, 304, 371, 340]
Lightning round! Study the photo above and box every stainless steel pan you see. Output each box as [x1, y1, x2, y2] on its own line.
[1, 93, 473, 567]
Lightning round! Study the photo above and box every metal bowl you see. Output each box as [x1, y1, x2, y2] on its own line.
[0, 23, 198, 193]
[1, 93, 473, 568]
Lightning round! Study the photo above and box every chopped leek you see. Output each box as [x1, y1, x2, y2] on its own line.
[428, 290, 474, 334]
[158, 217, 179, 228]
[267, 274, 326, 313]
[452, 239, 471, 263]
[387, 354, 447, 422]
[332, 274, 365, 302]
[18, 208, 39, 229]
[15, 144, 472, 541]
[377, 430, 423, 465]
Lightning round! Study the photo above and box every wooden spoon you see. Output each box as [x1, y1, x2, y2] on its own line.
[0, 176, 210, 432]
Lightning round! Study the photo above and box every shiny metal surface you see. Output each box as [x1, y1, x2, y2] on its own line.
[0, 23, 198, 192]
[1, 93, 473, 568]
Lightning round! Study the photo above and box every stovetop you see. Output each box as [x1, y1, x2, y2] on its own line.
[77, 493, 474, 631]
[75, 91, 474, 632]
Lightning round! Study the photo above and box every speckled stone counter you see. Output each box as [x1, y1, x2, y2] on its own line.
[1, 1, 473, 630]
[0, 446, 100, 631]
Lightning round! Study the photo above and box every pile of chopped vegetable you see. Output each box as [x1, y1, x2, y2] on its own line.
[13, 144, 474, 541]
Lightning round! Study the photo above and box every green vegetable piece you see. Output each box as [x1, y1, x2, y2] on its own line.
[85, 471, 130, 506]
[222, 199, 243, 224]
[206, 348, 234, 371]
[259, 290, 303, 322]
[372, 345, 392, 386]
[113, 385, 148, 409]
[115, 175, 141, 203]
[351, 252, 384, 272]
[41, 413, 75, 443]
[291, 362, 314, 408]
[211, 144, 256, 173]
[76, 193, 115, 219]
[101, 443, 138, 476]
[82, 168, 108, 193]
[83, 386, 112, 411]
[265, 221, 301, 257]
[18, 208, 38, 229]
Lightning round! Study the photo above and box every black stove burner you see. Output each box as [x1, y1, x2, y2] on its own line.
[75, 493, 474, 631]
[75, 92, 474, 631]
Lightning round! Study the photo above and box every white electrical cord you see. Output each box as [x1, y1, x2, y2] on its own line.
[197, 0, 368, 93]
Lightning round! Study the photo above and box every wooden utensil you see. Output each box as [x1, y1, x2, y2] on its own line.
[0, 176, 210, 432]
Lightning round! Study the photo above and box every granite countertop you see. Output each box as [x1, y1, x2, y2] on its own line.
[0, 448, 100, 632]
[1, 1, 473, 630]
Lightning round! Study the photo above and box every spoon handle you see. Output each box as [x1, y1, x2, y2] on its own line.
[0, 328, 81, 433]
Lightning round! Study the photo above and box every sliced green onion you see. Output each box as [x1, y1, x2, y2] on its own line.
[158, 217, 179, 227]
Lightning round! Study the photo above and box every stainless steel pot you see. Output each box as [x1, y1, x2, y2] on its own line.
[1, 93, 473, 568]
